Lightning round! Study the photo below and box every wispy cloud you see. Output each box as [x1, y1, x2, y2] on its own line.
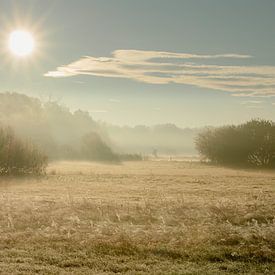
[72, 80, 85, 84]
[89, 110, 108, 113]
[240, 100, 264, 109]
[109, 98, 121, 103]
[240, 100, 263, 105]
[45, 49, 275, 97]
[246, 105, 264, 109]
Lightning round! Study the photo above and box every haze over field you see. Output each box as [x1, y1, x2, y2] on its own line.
[0, 1, 274, 274]
[0, 0, 275, 129]
[0, 92, 199, 158]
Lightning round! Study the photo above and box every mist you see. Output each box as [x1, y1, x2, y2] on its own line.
[101, 122, 199, 157]
[0, 92, 198, 160]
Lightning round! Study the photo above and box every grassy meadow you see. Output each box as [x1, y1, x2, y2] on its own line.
[0, 160, 274, 274]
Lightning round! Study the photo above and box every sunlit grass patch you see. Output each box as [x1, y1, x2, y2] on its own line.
[0, 161, 274, 274]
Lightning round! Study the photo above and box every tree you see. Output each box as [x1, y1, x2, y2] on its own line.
[0, 127, 47, 175]
[195, 119, 275, 168]
[243, 119, 275, 166]
[81, 132, 119, 162]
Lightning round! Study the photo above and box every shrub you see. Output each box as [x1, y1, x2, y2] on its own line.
[118, 153, 143, 161]
[0, 126, 48, 175]
[81, 132, 119, 162]
[195, 119, 275, 168]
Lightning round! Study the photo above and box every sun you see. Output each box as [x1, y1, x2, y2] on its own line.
[8, 30, 35, 57]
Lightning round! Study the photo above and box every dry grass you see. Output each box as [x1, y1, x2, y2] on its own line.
[0, 161, 274, 274]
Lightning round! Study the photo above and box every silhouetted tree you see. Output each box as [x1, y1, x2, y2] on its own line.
[82, 132, 119, 162]
[243, 119, 275, 166]
[195, 119, 275, 168]
[0, 127, 47, 175]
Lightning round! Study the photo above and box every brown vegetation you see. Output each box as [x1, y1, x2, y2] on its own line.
[0, 126, 47, 175]
[0, 161, 274, 274]
[196, 119, 275, 168]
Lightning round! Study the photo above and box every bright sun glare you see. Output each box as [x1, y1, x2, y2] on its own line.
[8, 30, 35, 57]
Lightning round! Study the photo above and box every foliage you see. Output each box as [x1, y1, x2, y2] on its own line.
[82, 132, 119, 162]
[0, 93, 121, 161]
[118, 153, 143, 161]
[0, 126, 47, 175]
[0, 93, 143, 163]
[195, 119, 275, 167]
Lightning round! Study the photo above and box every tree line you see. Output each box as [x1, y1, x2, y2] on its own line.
[196, 119, 275, 168]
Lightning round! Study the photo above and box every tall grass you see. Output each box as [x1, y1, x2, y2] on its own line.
[0, 161, 274, 274]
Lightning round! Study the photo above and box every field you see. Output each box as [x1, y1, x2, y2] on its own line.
[0, 161, 274, 274]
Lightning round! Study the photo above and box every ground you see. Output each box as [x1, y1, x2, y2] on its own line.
[0, 161, 274, 274]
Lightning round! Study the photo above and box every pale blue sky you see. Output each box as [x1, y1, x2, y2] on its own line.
[0, 0, 274, 127]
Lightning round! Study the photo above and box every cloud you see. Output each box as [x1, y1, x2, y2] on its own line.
[240, 100, 265, 109]
[72, 80, 85, 84]
[240, 100, 263, 105]
[45, 49, 275, 97]
[109, 98, 121, 103]
[89, 110, 108, 113]
[246, 105, 264, 109]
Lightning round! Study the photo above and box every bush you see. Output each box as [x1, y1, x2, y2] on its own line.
[82, 132, 119, 162]
[118, 153, 143, 161]
[0, 127, 48, 175]
[195, 119, 275, 168]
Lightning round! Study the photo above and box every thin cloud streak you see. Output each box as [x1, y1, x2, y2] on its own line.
[45, 49, 275, 97]
[109, 98, 121, 103]
[246, 105, 264, 109]
[240, 100, 263, 105]
[89, 110, 108, 113]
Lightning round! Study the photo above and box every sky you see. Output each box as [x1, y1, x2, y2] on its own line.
[0, 0, 275, 127]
